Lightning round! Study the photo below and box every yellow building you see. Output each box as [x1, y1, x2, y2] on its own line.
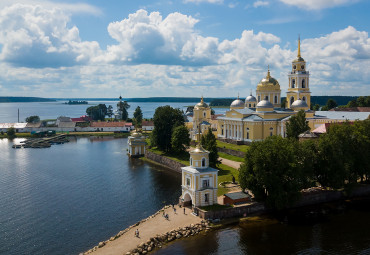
[286, 36, 311, 109]
[128, 131, 147, 157]
[190, 96, 212, 141]
[256, 67, 281, 107]
[180, 143, 218, 207]
[216, 37, 368, 142]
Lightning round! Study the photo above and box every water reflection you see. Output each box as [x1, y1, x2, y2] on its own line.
[0, 138, 182, 255]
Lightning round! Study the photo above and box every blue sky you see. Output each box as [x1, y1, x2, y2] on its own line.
[0, 0, 369, 98]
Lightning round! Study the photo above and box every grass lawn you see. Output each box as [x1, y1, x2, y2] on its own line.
[218, 152, 244, 162]
[217, 164, 240, 196]
[217, 140, 249, 153]
[148, 147, 190, 166]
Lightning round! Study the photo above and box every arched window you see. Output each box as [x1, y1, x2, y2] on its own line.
[246, 127, 249, 139]
[274, 95, 277, 104]
[302, 79, 305, 88]
[202, 158, 206, 167]
[190, 158, 193, 166]
[270, 127, 273, 137]
[203, 112, 206, 117]
[249, 103, 251, 107]
[302, 97, 306, 101]
[290, 97, 294, 106]
[258, 96, 261, 102]
[292, 79, 295, 88]
[265, 96, 268, 100]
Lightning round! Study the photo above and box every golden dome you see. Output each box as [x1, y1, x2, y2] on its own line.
[257, 67, 280, 89]
[194, 96, 209, 109]
[190, 144, 209, 154]
[131, 132, 141, 138]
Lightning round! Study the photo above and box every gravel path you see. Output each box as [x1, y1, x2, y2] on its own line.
[89, 205, 201, 255]
[219, 157, 242, 169]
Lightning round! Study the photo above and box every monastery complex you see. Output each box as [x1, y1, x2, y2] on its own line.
[189, 38, 369, 143]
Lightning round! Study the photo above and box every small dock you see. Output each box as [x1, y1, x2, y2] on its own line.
[12, 134, 69, 149]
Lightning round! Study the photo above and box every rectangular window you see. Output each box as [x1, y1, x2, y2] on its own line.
[205, 193, 209, 203]
[202, 179, 209, 188]
[186, 178, 190, 187]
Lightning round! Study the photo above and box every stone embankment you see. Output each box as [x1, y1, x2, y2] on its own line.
[124, 221, 210, 255]
[145, 151, 185, 173]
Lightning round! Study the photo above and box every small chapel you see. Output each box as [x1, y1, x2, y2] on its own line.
[180, 141, 218, 207]
[127, 131, 147, 157]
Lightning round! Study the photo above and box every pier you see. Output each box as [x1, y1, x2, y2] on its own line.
[12, 134, 69, 148]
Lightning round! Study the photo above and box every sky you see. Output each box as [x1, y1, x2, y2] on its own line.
[0, 0, 369, 98]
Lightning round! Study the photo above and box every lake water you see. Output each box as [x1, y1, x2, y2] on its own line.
[0, 101, 227, 123]
[1, 137, 370, 255]
[0, 137, 181, 255]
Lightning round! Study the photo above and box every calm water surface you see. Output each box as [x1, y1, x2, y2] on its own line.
[0, 101, 226, 123]
[0, 137, 181, 255]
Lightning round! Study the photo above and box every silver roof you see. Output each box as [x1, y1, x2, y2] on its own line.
[245, 95, 257, 102]
[230, 98, 244, 108]
[291, 99, 308, 108]
[314, 111, 370, 121]
[256, 99, 274, 108]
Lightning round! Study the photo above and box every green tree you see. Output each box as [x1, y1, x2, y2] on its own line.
[281, 98, 287, 109]
[314, 120, 370, 188]
[326, 98, 337, 110]
[107, 105, 113, 121]
[86, 104, 107, 121]
[25, 115, 40, 123]
[117, 101, 130, 121]
[239, 136, 304, 210]
[171, 125, 190, 154]
[312, 104, 320, 111]
[133, 106, 143, 128]
[200, 127, 221, 167]
[151, 105, 184, 152]
[286, 110, 310, 139]
[7, 127, 16, 139]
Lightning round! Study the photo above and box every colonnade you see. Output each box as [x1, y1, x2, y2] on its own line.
[223, 122, 244, 140]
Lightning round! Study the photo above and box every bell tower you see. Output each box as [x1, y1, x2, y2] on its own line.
[287, 36, 311, 109]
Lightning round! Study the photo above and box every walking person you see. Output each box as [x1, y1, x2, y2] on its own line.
[184, 207, 186, 214]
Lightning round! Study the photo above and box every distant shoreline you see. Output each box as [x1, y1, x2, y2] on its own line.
[0, 97, 56, 103]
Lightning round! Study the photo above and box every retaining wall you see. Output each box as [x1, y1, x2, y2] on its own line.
[217, 147, 246, 158]
[145, 151, 186, 173]
[197, 202, 265, 220]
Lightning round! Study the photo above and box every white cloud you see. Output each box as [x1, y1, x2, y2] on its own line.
[253, 1, 269, 8]
[0, 4, 101, 68]
[183, 0, 223, 4]
[102, 9, 221, 65]
[0, 7, 369, 98]
[279, 0, 359, 10]
[0, 0, 102, 16]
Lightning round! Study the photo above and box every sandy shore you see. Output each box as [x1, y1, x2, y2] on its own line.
[86, 205, 202, 255]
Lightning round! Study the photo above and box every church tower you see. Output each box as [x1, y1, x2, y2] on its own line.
[287, 36, 311, 109]
[180, 141, 218, 207]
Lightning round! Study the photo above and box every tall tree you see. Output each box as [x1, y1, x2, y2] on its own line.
[286, 110, 310, 139]
[201, 127, 221, 167]
[7, 127, 16, 139]
[171, 125, 190, 154]
[86, 104, 107, 121]
[151, 105, 184, 152]
[25, 115, 40, 123]
[107, 105, 113, 121]
[117, 101, 130, 121]
[133, 106, 143, 128]
[239, 136, 304, 210]
[326, 98, 338, 110]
